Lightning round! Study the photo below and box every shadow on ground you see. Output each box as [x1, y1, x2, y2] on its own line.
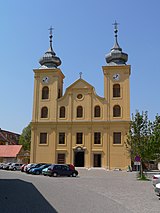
[0, 179, 57, 213]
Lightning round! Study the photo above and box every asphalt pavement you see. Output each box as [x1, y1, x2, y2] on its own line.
[0, 169, 159, 213]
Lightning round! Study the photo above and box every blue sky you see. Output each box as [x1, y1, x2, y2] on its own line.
[0, 0, 160, 134]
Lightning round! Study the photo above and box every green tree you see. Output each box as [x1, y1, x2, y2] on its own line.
[19, 123, 31, 151]
[125, 111, 153, 178]
[150, 114, 160, 162]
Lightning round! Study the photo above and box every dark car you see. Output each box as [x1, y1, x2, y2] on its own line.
[30, 164, 51, 175]
[26, 163, 46, 174]
[47, 164, 78, 177]
[67, 164, 75, 170]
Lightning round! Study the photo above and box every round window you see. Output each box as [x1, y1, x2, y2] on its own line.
[77, 94, 83, 99]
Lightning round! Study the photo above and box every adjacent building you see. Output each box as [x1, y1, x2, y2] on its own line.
[0, 145, 22, 163]
[0, 129, 20, 145]
[30, 24, 131, 170]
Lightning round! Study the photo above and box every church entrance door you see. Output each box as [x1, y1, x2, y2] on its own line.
[74, 147, 84, 167]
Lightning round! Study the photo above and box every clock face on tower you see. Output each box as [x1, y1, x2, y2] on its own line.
[42, 76, 49, 84]
[113, 73, 120, 81]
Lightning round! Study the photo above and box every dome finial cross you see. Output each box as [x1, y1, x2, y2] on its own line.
[112, 20, 119, 37]
[79, 72, 82, 79]
[48, 26, 54, 48]
[49, 26, 54, 36]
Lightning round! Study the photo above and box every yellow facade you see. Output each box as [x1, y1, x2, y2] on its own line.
[30, 26, 131, 169]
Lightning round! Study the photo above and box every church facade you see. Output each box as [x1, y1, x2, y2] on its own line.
[30, 24, 131, 170]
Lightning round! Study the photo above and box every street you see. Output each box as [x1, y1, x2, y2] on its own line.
[0, 169, 159, 213]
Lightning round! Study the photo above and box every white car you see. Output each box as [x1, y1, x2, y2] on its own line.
[152, 174, 160, 186]
[24, 163, 36, 172]
[9, 163, 23, 171]
[155, 183, 160, 196]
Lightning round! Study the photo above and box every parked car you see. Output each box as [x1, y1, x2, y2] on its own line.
[152, 174, 160, 186]
[24, 163, 36, 173]
[30, 164, 51, 175]
[42, 166, 51, 176]
[26, 163, 46, 174]
[20, 164, 27, 172]
[2, 162, 12, 170]
[67, 164, 75, 170]
[47, 164, 78, 177]
[155, 183, 160, 196]
[9, 163, 23, 171]
[0, 163, 4, 169]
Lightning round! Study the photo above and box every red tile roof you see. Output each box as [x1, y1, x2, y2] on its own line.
[0, 145, 22, 157]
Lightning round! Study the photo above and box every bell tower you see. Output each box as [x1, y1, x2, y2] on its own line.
[32, 27, 65, 123]
[30, 28, 64, 163]
[103, 21, 131, 121]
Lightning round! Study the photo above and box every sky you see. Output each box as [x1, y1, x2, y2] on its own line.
[0, 0, 160, 134]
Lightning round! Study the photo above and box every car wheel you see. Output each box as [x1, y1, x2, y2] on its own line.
[36, 171, 40, 175]
[72, 172, 77, 177]
[13, 167, 16, 171]
[53, 172, 57, 177]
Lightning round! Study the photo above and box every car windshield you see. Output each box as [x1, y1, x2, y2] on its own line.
[30, 164, 37, 167]
[39, 165, 47, 169]
[27, 163, 35, 168]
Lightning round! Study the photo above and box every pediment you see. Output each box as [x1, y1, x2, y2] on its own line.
[67, 78, 93, 90]
[59, 78, 104, 102]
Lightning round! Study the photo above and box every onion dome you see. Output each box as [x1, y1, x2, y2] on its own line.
[105, 21, 128, 65]
[39, 27, 61, 68]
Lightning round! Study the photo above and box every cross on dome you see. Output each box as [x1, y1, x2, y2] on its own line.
[49, 26, 54, 36]
[105, 21, 128, 65]
[79, 72, 82, 79]
[112, 20, 119, 35]
[48, 26, 54, 49]
[39, 26, 61, 68]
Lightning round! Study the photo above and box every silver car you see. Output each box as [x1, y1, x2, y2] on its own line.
[9, 163, 23, 171]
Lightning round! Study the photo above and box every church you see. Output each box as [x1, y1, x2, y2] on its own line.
[30, 23, 131, 170]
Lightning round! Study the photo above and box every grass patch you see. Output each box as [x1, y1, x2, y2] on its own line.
[137, 173, 150, 181]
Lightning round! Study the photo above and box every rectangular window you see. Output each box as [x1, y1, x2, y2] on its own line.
[76, 132, 83, 144]
[93, 154, 101, 167]
[57, 153, 65, 164]
[113, 132, 121, 144]
[59, 106, 65, 118]
[59, 132, 65, 144]
[94, 132, 101, 144]
[113, 84, 120, 98]
[77, 106, 83, 118]
[40, 133, 47, 144]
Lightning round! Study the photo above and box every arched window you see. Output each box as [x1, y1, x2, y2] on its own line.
[113, 105, 121, 117]
[113, 84, 120, 97]
[94, 105, 101, 117]
[41, 107, 48, 118]
[77, 106, 83, 118]
[42, 86, 49, 99]
[60, 106, 65, 118]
